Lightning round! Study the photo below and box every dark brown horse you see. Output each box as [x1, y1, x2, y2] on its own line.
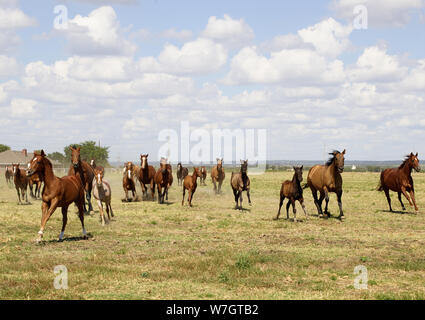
[90, 159, 105, 175]
[137, 154, 156, 200]
[68, 146, 95, 212]
[5, 165, 12, 186]
[182, 167, 201, 207]
[123, 162, 137, 202]
[275, 166, 307, 222]
[154, 158, 170, 204]
[176, 162, 188, 186]
[307, 150, 346, 220]
[200, 166, 207, 186]
[27, 163, 42, 199]
[166, 162, 173, 200]
[12, 163, 29, 204]
[27, 150, 86, 242]
[211, 158, 225, 194]
[378, 153, 420, 212]
[230, 160, 251, 209]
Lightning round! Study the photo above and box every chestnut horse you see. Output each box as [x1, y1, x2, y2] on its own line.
[123, 162, 137, 202]
[307, 150, 346, 220]
[177, 163, 188, 186]
[377, 152, 420, 212]
[275, 166, 307, 222]
[200, 166, 207, 186]
[137, 154, 156, 200]
[182, 167, 201, 207]
[27, 151, 86, 242]
[68, 146, 95, 212]
[230, 160, 252, 210]
[12, 164, 29, 204]
[93, 167, 113, 226]
[166, 162, 173, 200]
[154, 158, 170, 204]
[211, 158, 225, 194]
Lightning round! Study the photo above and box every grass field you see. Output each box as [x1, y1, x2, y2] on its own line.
[1, 169, 425, 300]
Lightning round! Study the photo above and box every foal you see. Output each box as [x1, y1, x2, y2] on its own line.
[12, 164, 29, 204]
[230, 160, 252, 210]
[93, 168, 114, 226]
[275, 166, 308, 222]
[182, 168, 201, 207]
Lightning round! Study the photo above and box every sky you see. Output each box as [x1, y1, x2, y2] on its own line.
[0, 0, 425, 163]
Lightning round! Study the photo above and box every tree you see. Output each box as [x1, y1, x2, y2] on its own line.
[47, 152, 67, 165]
[0, 144, 10, 153]
[64, 141, 110, 166]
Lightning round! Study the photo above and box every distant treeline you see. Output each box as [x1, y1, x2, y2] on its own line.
[48, 141, 110, 167]
[265, 165, 394, 173]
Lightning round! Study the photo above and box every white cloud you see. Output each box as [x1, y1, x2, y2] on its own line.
[223, 46, 345, 85]
[62, 6, 136, 56]
[331, 0, 425, 27]
[0, 55, 19, 77]
[202, 14, 254, 49]
[10, 98, 37, 117]
[0, 6, 36, 30]
[159, 28, 193, 42]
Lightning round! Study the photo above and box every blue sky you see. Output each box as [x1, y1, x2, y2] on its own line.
[1, 0, 425, 162]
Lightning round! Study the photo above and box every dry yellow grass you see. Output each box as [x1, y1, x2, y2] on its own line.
[1, 170, 425, 300]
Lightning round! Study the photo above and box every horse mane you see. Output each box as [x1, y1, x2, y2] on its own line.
[399, 155, 412, 169]
[326, 151, 340, 166]
[42, 156, 53, 168]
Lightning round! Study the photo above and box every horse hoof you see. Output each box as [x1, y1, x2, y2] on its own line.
[339, 215, 345, 221]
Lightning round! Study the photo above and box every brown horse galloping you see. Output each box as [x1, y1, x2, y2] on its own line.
[275, 166, 307, 222]
[200, 166, 207, 186]
[137, 154, 156, 200]
[123, 162, 137, 202]
[27, 150, 87, 243]
[27, 162, 42, 199]
[307, 150, 346, 220]
[182, 167, 201, 207]
[166, 162, 173, 200]
[211, 158, 225, 194]
[230, 160, 252, 210]
[154, 158, 170, 204]
[377, 153, 420, 212]
[68, 146, 95, 212]
[12, 164, 29, 204]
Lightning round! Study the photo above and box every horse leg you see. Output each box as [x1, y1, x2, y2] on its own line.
[311, 188, 322, 217]
[384, 188, 392, 212]
[188, 190, 193, 207]
[87, 188, 94, 212]
[398, 192, 406, 211]
[37, 199, 59, 242]
[16, 187, 22, 204]
[318, 192, 325, 217]
[76, 199, 87, 239]
[151, 181, 155, 201]
[337, 190, 344, 220]
[97, 199, 105, 226]
[239, 190, 243, 210]
[182, 187, 186, 206]
[247, 188, 252, 205]
[233, 189, 239, 209]
[299, 198, 308, 220]
[323, 187, 330, 217]
[285, 201, 291, 220]
[213, 179, 217, 194]
[59, 206, 68, 241]
[125, 189, 129, 202]
[108, 200, 114, 218]
[401, 186, 413, 207]
[218, 180, 223, 194]
[275, 194, 285, 220]
[190, 189, 196, 207]
[409, 190, 418, 211]
[291, 198, 297, 222]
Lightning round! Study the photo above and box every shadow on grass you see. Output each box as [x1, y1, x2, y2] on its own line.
[382, 209, 416, 215]
[43, 233, 94, 244]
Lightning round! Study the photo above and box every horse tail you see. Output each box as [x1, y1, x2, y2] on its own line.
[376, 171, 384, 191]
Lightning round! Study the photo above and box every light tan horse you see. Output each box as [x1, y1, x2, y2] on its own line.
[306, 150, 346, 220]
[211, 158, 225, 194]
[93, 168, 113, 226]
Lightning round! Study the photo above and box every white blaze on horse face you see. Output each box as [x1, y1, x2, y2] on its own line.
[128, 170, 131, 179]
[98, 173, 101, 184]
[142, 156, 147, 168]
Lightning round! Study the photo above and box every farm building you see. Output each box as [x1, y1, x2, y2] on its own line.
[0, 149, 61, 169]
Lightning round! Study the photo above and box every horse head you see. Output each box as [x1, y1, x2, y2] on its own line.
[94, 168, 104, 187]
[327, 150, 345, 173]
[27, 150, 47, 177]
[124, 162, 134, 179]
[160, 157, 168, 173]
[12, 163, 19, 176]
[240, 159, 248, 174]
[216, 158, 223, 170]
[294, 165, 304, 182]
[70, 146, 81, 169]
[193, 167, 201, 178]
[410, 152, 420, 172]
[140, 154, 149, 169]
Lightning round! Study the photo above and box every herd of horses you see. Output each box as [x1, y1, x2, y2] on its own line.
[1, 148, 421, 242]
